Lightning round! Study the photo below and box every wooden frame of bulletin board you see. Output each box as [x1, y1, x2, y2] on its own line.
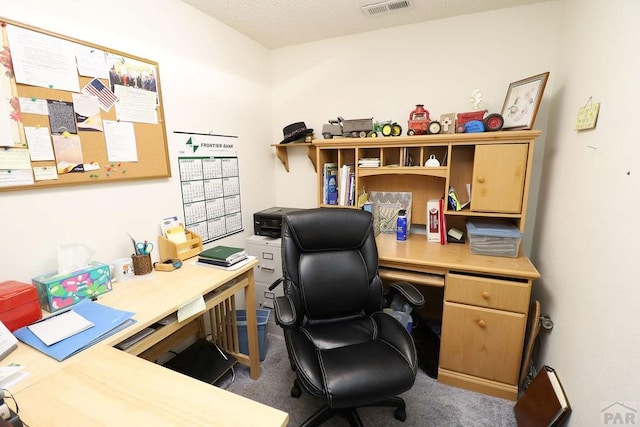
[0, 17, 171, 192]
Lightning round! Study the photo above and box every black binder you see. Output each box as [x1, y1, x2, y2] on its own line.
[514, 365, 571, 426]
[164, 338, 237, 385]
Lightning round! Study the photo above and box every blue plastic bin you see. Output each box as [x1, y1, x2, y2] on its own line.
[236, 309, 270, 361]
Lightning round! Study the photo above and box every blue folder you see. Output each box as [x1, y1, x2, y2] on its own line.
[14, 299, 136, 361]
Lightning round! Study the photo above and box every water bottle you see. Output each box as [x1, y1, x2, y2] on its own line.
[396, 209, 407, 241]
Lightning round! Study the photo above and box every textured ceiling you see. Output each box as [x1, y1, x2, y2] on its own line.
[181, 0, 552, 49]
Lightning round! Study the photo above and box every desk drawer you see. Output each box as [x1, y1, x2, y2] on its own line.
[445, 272, 530, 313]
[440, 301, 526, 385]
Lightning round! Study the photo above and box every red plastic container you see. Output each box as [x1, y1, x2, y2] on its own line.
[0, 281, 42, 332]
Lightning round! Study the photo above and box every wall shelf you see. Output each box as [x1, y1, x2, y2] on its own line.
[271, 143, 316, 172]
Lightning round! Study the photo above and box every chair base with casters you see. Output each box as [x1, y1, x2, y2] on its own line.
[270, 208, 425, 427]
[291, 376, 407, 427]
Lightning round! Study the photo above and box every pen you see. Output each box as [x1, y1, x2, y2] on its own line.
[127, 233, 140, 255]
[29, 306, 74, 325]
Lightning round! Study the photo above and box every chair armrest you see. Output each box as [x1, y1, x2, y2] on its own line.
[273, 295, 296, 328]
[387, 281, 425, 308]
[268, 277, 283, 291]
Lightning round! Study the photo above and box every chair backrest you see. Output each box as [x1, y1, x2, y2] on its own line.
[281, 208, 383, 326]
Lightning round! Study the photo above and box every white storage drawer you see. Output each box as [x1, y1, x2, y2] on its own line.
[246, 235, 282, 284]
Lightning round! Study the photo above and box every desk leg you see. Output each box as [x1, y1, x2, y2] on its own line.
[244, 268, 261, 379]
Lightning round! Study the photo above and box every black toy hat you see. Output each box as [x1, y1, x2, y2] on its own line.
[280, 122, 313, 144]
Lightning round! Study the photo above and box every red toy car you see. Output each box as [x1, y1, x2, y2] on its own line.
[407, 104, 441, 136]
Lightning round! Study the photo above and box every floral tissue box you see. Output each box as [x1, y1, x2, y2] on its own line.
[32, 262, 112, 312]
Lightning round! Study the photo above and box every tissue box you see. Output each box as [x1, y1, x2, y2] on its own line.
[32, 262, 112, 312]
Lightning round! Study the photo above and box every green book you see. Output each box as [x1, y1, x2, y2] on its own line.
[198, 246, 245, 262]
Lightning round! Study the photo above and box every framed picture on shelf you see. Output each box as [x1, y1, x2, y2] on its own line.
[439, 113, 456, 134]
[500, 72, 549, 130]
[369, 191, 412, 235]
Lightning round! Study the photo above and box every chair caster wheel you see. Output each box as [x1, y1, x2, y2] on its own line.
[291, 380, 302, 398]
[394, 406, 406, 421]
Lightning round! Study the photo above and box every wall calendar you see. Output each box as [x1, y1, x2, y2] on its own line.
[176, 132, 243, 243]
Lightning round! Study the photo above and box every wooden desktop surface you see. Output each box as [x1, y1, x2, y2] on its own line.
[376, 233, 540, 279]
[3, 259, 289, 427]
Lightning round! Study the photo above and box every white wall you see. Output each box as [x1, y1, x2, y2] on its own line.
[269, 2, 560, 255]
[0, 0, 275, 282]
[271, 2, 640, 425]
[534, 0, 640, 424]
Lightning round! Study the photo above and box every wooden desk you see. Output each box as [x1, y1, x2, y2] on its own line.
[376, 233, 540, 400]
[3, 259, 289, 426]
[13, 345, 287, 426]
[96, 259, 262, 378]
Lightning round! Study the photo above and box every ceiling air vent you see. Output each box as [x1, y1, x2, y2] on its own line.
[361, 0, 412, 16]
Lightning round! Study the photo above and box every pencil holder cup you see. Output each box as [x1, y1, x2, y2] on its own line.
[132, 253, 153, 275]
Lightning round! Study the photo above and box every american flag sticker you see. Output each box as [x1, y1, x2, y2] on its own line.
[82, 78, 118, 111]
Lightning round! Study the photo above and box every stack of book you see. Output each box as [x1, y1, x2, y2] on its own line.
[198, 246, 247, 267]
[358, 158, 380, 168]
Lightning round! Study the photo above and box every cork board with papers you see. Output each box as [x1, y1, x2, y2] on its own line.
[0, 17, 170, 191]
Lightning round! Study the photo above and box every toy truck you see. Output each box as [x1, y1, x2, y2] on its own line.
[372, 120, 402, 137]
[456, 110, 504, 133]
[322, 117, 374, 139]
[407, 104, 441, 136]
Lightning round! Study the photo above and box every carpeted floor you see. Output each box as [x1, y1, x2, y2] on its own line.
[224, 332, 517, 426]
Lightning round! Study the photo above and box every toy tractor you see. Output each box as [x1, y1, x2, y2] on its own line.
[407, 104, 441, 136]
[456, 110, 504, 133]
[322, 116, 374, 139]
[372, 120, 402, 137]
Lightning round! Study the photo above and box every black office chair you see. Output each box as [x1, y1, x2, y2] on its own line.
[271, 208, 424, 426]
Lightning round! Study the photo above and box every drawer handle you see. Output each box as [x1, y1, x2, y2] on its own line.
[481, 291, 490, 299]
[259, 266, 275, 272]
[478, 320, 486, 328]
[477, 176, 485, 183]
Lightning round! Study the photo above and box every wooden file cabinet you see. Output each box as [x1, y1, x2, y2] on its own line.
[438, 272, 531, 398]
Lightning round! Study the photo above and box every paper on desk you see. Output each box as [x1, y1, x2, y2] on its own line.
[28, 310, 95, 346]
[14, 299, 135, 361]
[0, 321, 18, 361]
[177, 296, 206, 322]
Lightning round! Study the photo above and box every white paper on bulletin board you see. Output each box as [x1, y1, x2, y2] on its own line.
[175, 132, 243, 243]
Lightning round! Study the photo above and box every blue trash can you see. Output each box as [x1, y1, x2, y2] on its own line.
[236, 309, 270, 361]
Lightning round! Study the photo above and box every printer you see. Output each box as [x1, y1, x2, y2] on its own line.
[253, 207, 304, 238]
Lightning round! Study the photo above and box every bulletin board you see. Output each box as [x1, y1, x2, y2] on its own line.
[0, 17, 170, 192]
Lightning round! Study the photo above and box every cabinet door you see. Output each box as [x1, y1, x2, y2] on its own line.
[439, 301, 526, 385]
[471, 144, 528, 213]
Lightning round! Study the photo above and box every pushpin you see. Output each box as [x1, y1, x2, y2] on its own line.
[48, 84, 53, 89]
[62, 131, 71, 137]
